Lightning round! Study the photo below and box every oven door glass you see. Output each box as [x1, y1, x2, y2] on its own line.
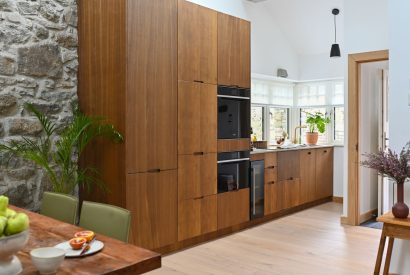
[218, 97, 250, 139]
[217, 152, 250, 193]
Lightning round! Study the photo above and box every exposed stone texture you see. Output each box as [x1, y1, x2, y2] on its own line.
[0, 94, 17, 116]
[0, 0, 78, 211]
[8, 118, 43, 136]
[0, 55, 16, 75]
[17, 44, 63, 78]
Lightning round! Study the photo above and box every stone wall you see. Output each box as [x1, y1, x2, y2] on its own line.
[0, 0, 78, 210]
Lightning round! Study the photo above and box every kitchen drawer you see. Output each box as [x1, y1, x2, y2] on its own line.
[217, 188, 250, 229]
[278, 151, 300, 181]
[265, 180, 282, 215]
[178, 195, 217, 241]
[264, 166, 277, 185]
[264, 152, 277, 168]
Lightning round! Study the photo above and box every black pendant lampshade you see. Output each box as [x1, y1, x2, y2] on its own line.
[330, 8, 341, 58]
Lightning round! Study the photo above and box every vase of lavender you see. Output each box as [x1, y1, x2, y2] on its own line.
[361, 144, 410, 219]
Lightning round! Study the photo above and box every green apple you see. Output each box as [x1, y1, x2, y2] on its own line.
[0, 216, 7, 235]
[6, 208, 16, 218]
[0, 196, 9, 216]
[5, 213, 29, 236]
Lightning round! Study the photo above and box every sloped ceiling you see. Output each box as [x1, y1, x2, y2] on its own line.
[248, 0, 344, 55]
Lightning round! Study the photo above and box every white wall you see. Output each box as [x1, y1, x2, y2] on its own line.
[359, 61, 388, 215]
[333, 146, 344, 198]
[388, 0, 410, 273]
[186, 0, 300, 79]
[342, 0, 389, 216]
[299, 53, 344, 80]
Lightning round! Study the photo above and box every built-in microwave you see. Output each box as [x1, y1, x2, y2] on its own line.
[217, 86, 251, 140]
[217, 151, 250, 193]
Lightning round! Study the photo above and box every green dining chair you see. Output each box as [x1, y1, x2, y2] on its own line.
[40, 192, 79, 224]
[79, 201, 131, 242]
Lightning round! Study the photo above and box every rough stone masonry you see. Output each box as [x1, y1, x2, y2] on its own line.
[0, 0, 78, 210]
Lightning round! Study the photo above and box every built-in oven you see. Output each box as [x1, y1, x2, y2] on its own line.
[217, 151, 250, 193]
[217, 86, 251, 140]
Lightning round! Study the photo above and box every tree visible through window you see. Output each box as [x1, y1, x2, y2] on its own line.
[251, 106, 264, 141]
[269, 107, 288, 145]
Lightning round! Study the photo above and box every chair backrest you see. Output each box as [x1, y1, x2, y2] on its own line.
[40, 192, 79, 224]
[79, 201, 131, 242]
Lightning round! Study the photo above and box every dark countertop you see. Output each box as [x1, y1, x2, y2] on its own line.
[251, 144, 334, 154]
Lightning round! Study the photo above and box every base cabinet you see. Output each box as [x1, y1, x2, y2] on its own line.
[315, 148, 333, 199]
[282, 179, 300, 209]
[264, 181, 281, 215]
[299, 150, 317, 204]
[126, 171, 178, 250]
[178, 195, 217, 241]
[217, 189, 250, 229]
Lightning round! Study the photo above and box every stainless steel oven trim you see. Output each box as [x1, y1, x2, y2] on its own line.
[217, 95, 250, 100]
[217, 158, 250, 164]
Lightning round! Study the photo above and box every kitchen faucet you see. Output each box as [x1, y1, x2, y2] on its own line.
[293, 126, 307, 144]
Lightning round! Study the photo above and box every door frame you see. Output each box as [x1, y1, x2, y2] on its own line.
[347, 50, 389, 226]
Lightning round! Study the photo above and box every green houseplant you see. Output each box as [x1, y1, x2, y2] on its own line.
[304, 111, 331, 145]
[0, 103, 123, 194]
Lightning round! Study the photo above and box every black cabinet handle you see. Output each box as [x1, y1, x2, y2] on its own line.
[289, 177, 294, 181]
[194, 80, 204, 83]
[148, 169, 161, 173]
[308, 152, 311, 155]
[194, 196, 204, 200]
[267, 165, 275, 169]
[194, 152, 204, 155]
[324, 150, 328, 153]
[268, 181, 275, 185]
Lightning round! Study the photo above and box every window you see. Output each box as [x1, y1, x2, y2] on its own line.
[251, 106, 264, 141]
[300, 107, 329, 145]
[269, 107, 288, 144]
[334, 106, 344, 143]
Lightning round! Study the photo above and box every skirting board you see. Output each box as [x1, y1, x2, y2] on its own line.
[340, 216, 349, 225]
[332, 196, 343, 204]
[359, 208, 378, 224]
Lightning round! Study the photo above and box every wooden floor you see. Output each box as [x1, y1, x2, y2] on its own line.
[148, 203, 381, 275]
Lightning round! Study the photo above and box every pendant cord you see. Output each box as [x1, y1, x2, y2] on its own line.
[334, 15, 337, 43]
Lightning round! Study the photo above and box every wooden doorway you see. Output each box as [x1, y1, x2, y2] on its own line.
[347, 50, 389, 226]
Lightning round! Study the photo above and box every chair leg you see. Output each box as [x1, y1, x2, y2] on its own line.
[374, 229, 386, 275]
[383, 237, 394, 275]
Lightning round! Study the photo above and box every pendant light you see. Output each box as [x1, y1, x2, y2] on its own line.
[330, 8, 341, 58]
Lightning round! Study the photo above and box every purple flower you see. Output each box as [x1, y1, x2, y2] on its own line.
[360, 143, 410, 185]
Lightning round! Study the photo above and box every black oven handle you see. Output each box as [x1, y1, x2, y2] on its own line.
[217, 158, 250, 164]
[217, 95, 250, 100]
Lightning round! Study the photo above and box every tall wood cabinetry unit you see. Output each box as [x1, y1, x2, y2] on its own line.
[79, 0, 178, 251]
[177, 0, 218, 242]
[79, 0, 251, 252]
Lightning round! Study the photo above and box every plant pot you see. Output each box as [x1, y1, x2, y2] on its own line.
[392, 181, 409, 219]
[305, 132, 319, 145]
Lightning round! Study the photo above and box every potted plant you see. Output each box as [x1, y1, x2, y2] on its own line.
[304, 111, 331, 145]
[0, 103, 123, 195]
[361, 144, 410, 219]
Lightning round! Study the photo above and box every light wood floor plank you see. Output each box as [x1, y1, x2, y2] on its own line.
[148, 203, 380, 275]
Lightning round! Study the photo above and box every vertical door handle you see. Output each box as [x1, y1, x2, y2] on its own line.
[252, 167, 256, 215]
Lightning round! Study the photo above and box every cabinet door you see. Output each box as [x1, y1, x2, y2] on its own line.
[178, 0, 217, 84]
[178, 82, 217, 155]
[217, 13, 250, 88]
[299, 150, 316, 204]
[217, 188, 250, 229]
[126, 170, 178, 250]
[178, 195, 217, 241]
[126, 0, 178, 173]
[178, 153, 217, 200]
[315, 148, 334, 199]
[264, 180, 282, 215]
[277, 151, 300, 181]
[282, 179, 300, 209]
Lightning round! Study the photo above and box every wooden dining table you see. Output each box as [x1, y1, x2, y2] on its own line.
[10, 206, 161, 274]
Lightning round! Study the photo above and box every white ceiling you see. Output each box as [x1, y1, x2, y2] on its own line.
[250, 0, 344, 55]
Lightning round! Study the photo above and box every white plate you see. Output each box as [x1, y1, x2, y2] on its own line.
[54, 240, 104, 258]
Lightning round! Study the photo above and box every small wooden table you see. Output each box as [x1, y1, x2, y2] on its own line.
[374, 212, 410, 275]
[10, 206, 161, 274]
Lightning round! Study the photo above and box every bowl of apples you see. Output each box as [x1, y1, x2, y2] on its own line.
[0, 195, 30, 275]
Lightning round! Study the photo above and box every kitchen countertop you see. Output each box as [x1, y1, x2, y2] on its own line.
[251, 144, 334, 154]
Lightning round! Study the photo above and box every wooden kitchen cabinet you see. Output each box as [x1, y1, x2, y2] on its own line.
[265, 180, 282, 215]
[315, 148, 333, 199]
[299, 150, 317, 204]
[217, 13, 251, 88]
[126, 170, 178, 250]
[277, 151, 300, 181]
[178, 81, 217, 155]
[126, 0, 178, 174]
[282, 179, 300, 209]
[178, 195, 217, 241]
[217, 188, 250, 229]
[178, 153, 217, 200]
[178, 0, 217, 84]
